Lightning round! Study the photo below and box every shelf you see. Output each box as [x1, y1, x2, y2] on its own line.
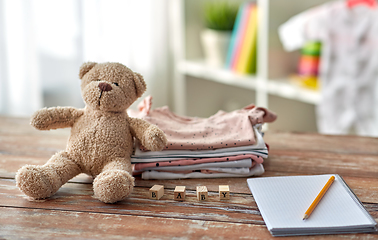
[177, 60, 258, 91]
[266, 79, 320, 105]
[172, 0, 324, 132]
[178, 60, 321, 105]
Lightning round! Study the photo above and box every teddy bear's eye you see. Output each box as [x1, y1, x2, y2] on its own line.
[96, 79, 101, 81]
[113, 82, 119, 86]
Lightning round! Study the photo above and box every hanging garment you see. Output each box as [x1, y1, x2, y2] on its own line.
[279, 0, 378, 136]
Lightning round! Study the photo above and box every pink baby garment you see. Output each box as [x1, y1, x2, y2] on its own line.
[131, 96, 277, 151]
[134, 154, 263, 171]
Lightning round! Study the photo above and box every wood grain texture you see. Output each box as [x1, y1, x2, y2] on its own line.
[1, 207, 377, 240]
[0, 116, 377, 239]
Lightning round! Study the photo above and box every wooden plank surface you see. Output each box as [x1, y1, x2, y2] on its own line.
[0, 178, 264, 225]
[0, 116, 377, 239]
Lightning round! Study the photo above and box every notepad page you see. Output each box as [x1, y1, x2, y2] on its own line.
[247, 175, 374, 230]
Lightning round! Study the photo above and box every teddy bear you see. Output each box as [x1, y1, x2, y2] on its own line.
[16, 62, 167, 203]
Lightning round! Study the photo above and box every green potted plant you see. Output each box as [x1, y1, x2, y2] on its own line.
[201, 1, 239, 67]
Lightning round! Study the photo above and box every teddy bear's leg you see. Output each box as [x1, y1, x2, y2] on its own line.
[93, 159, 134, 203]
[16, 151, 81, 199]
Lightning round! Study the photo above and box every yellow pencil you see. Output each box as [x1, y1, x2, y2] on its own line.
[303, 175, 335, 220]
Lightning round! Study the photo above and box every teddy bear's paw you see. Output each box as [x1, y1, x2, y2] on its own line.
[143, 125, 168, 151]
[16, 165, 54, 199]
[93, 170, 134, 203]
[30, 108, 51, 130]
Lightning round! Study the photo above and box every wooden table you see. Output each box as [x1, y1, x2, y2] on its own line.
[0, 116, 377, 239]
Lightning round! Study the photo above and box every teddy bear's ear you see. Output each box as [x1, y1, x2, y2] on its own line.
[79, 62, 97, 79]
[133, 72, 147, 98]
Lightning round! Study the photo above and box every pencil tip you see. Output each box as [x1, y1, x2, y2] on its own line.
[303, 214, 308, 220]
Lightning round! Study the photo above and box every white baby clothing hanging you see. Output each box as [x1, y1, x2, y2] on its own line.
[279, 0, 378, 136]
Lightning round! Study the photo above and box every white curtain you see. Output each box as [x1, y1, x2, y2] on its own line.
[0, 0, 171, 117]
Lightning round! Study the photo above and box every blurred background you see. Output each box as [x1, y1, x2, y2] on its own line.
[1, 0, 377, 136]
[0, 0, 171, 115]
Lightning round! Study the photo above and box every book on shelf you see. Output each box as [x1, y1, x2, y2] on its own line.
[225, 2, 258, 75]
[225, 2, 252, 69]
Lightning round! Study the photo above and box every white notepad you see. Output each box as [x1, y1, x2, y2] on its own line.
[247, 174, 377, 236]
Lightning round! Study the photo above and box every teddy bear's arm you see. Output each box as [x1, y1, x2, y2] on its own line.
[128, 117, 167, 151]
[31, 107, 84, 130]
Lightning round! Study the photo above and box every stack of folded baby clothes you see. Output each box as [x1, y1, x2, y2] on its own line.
[128, 96, 277, 180]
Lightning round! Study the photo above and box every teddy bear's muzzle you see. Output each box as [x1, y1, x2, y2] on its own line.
[99, 82, 112, 92]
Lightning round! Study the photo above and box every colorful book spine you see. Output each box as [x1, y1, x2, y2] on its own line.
[225, 2, 258, 75]
[225, 2, 249, 69]
[237, 4, 258, 74]
[229, 3, 253, 70]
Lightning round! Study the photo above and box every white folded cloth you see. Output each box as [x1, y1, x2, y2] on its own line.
[141, 163, 265, 180]
[133, 158, 253, 174]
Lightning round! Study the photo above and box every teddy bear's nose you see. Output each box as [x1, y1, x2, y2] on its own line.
[98, 82, 112, 92]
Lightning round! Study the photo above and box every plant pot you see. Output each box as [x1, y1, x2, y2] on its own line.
[200, 29, 231, 68]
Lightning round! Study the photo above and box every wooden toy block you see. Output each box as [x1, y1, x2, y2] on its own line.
[174, 186, 186, 201]
[149, 185, 164, 200]
[196, 186, 208, 201]
[219, 185, 230, 200]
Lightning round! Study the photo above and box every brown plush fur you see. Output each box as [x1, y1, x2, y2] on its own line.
[16, 62, 167, 203]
